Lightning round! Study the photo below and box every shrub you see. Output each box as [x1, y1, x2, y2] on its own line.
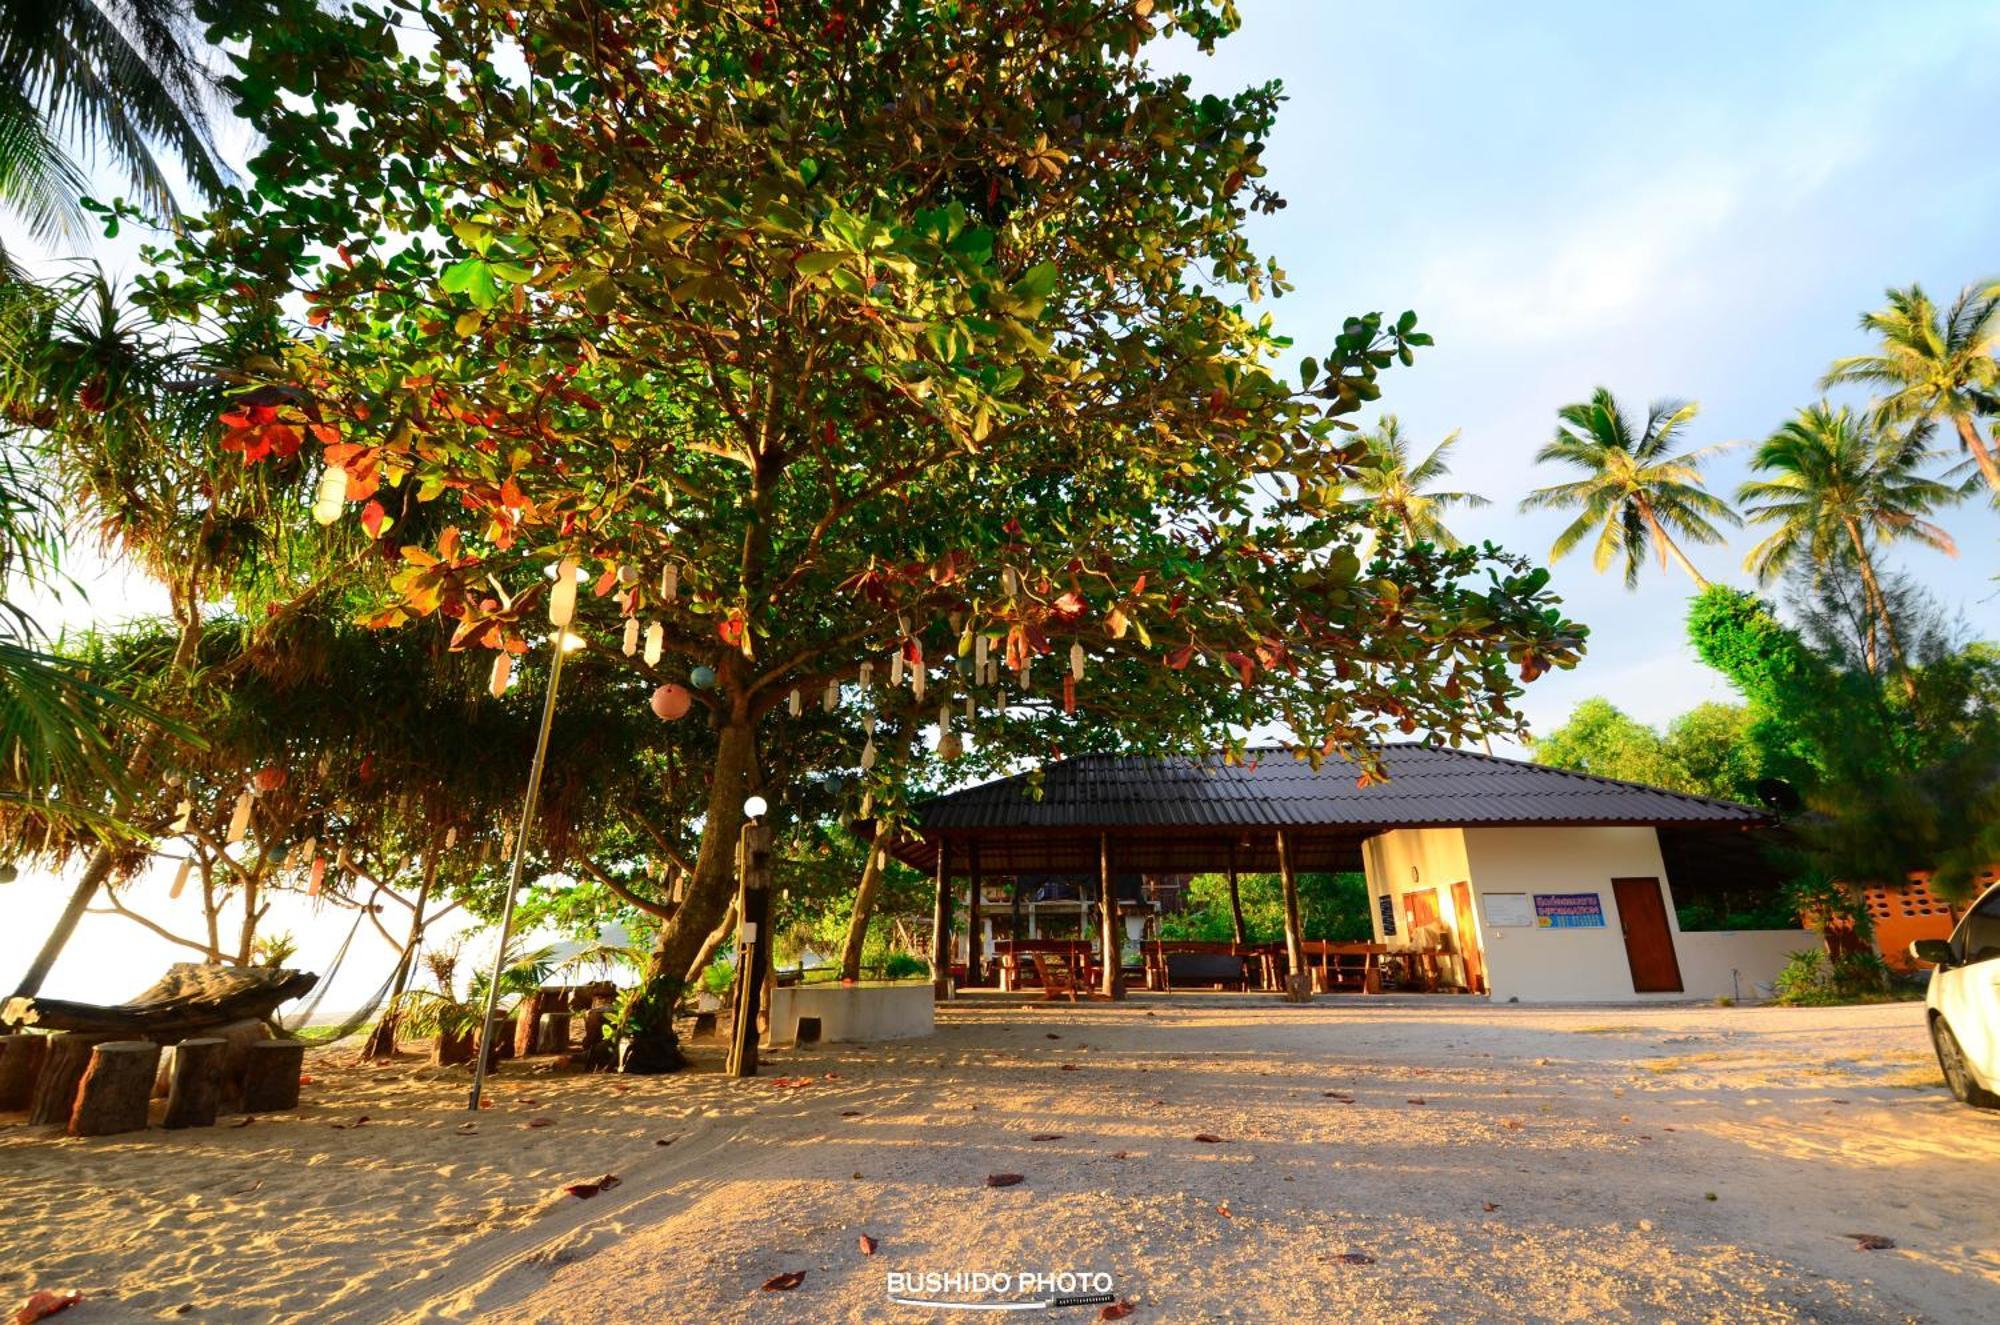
[880, 951, 929, 981]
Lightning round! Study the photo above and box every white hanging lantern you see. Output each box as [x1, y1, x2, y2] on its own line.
[862, 712, 877, 735]
[860, 739, 877, 771]
[169, 856, 193, 900]
[226, 790, 253, 844]
[938, 703, 952, 734]
[1071, 642, 1086, 681]
[644, 621, 665, 666]
[171, 799, 192, 833]
[622, 617, 641, 656]
[938, 731, 964, 762]
[298, 836, 317, 867]
[312, 465, 348, 526]
[661, 563, 678, 602]
[549, 558, 580, 626]
[890, 649, 904, 686]
[823, 680, 839, 713]
[1017, 660, 1031, 691]
[911, 660, 926, 701]
[1003, 566, 1019, 597]
[445, 825, 458, 849]
[858, 660, 873, 689]
[489, 652, 512, 697]
[974, 634, 989, 673]
[788, 688, 802, 717]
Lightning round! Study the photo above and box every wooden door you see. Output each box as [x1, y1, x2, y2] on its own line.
[1612, 878, 1683, 993]
[1449, 881, 1486, 994]
[1402, 887, 1439, 935]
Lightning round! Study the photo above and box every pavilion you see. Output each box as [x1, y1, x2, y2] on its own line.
[887, 744, 1810, 1004]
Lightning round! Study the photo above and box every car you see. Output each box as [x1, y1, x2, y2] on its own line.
[1912, 880, 2000, 1109]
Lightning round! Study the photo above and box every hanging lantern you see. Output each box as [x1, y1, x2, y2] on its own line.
[622, 618, 641, 656]
[312, 464, 349, 526]
[862, 712, 877, 736]
[859, 660, 873, 689]
[690, 663, 717, 689]
[308, 854, 327, 897]
[911, 666, 926, 702]
[661, 563, 678, 602]
[965, 696, 975, 724]
[974, 634, 989, 674]
[823, 679, 839, 714]
[644, 621, 665, 665]
[860, 738, 877, 771]
[1071, 642, 1086, 681]
[938, 703, 952, 734]
[889, 649, 904, 686]
[226, 790, 253, 844]
[619, 564, 639, 587]
[445, 826, 458, 849]
[938, 731, 964, 762]
[169, 856, 193, 900]
[252, 765, 287, 793]
[1017, 659, 1031, 691]
[171, 799, 192, 834]
[489, 652, 512, 697]
[298, 836, 317, 868]
[1003, 566, 1019, 597]
[650, 683, 693, 720]
[788, 688, 802, 717]
[549, 557, 580, 626]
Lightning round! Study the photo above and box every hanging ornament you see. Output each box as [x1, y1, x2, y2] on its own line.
[169, 856, 193, 900]
[337, 845, 352, 872]
[644, 621, 665, 666]
[622, 617, 641, 657]
[859, 660, 873, 689]
[690, 663, 717, 689]
[860, 738, 877, 771]
[312, 465, 348, 526]
[226, 790, 253, 844]
[788, 688, 802, 717]
[252, 765, 287, 793]
[938, 730, 964, 762]
[661, 563, 678, 602]
[650, 684, 693, 720]
[823, 679, 839, 714]
[862, 712, 877, 735]
[308, 854, 327, 897]
[938, 703, 953, 734]
[1071, 642, 1086, 681]
[489, 652, 512, 697]
[911, 664, 926, 702]
[297, 836, 317, 868]
[1063, 673, 1078, 715]
[549, 557, 580, 626]
[444, 826, 458, 849]
[974, 633, 989, 674]
[619, 564, 639, 588]
[890, 649, 905, 686]
[1003, 566, 1019, 597]
[965, 695, 975, 724]
[1017, 659, 1031, 691]
[171, 799, 192, 833]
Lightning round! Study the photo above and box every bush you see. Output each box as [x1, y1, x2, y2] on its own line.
[879, 951, 929, 981]
[1772, 948, 1894, 1005]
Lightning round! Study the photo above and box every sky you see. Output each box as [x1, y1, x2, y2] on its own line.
[5, 1, 1999, 1002]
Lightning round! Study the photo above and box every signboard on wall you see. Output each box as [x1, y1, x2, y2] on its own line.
[1377, 893, 1397, 937]
[1483, 892, 1534, 927]
[1533, 893, 1606, 929]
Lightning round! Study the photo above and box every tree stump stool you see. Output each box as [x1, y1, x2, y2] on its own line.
[70, 1041, 161, 1137]
[690, 1011, 718, 1040]
[163, 1037, 227, 1129]
[535, 1011, 571, 1055]
[513, 993, 548, 1058]
[0, 1033, 49, 1111]
[239, 1039, 307, 1112]
[28, 1033, 114, 1126]
[579, 1006, 615, 1072]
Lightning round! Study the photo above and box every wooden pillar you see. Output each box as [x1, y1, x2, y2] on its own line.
[930, 834, 954, 1001]
[70, 1041, 161, 1137]
[1226, 841, 1247, 945]
[1100, 833, 1124, 1000]
[514, 990, 548, 1058]
[163, 1037, 226, 1129]
[1276, 829, 1309, 1000]
[727, 821, 774, 1077]
[966, 842, 984, 987]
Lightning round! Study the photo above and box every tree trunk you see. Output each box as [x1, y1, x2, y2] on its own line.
[686, 898, 739, 989]
[1225, 844, 1246, 945]
[163, 1037, 226, 1129]
[70, 1041, 161, 1137]
[624, 716, 757, 1072]
[1844, 519, 1914, 699]
[1098, 833, 1123, 1000]
[930, 836, 953, 999]
[1638, 501, 1711, 589]
[363, 838, 440, 1059]
[1276, 830, 1307, 996]
[838, 841, 889, 982]
[1952, 412, 2000, 501]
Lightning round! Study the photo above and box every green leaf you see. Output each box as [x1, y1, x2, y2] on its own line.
[795, 251, 847, 276]
[583, 275, 619, 315]
[1300, 356, 1319, 389]
[441, 257, 501, 309]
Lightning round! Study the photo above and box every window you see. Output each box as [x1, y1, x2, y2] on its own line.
[1954, 889, 2000, 964]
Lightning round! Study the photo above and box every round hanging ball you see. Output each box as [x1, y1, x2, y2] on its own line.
[689, 664, 717, 689]
[650, 684, 693, 720]
[0, 862, 17, 884]
[252, 765, 288, 792]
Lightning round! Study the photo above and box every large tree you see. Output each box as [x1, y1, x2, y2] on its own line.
[148, 0, 1586, 1066]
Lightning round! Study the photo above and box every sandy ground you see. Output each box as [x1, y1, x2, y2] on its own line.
[2, 995, 1997, 1324]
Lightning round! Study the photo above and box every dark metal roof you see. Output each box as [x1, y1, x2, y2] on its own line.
[915, 744, 1767, 834]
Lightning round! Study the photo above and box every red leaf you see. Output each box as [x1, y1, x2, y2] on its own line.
[761, 1271, 805, 1292]
[1165, 644, 1194, 670]
[1099, 1302, 1137, 1321]
[360, 500, 388, 539]
[1029, 1133, 1064, 1142]
[526, 1117, 556, 1129]
[561, 1173, 620, 1200]
[857, 1234, 878, 1256]
[985, 1173, 1025, 1188]
[1215, 1202, 1231, 1218]
[13, 1291, 83, 1324]
[1193, 1133, 1226, 1144]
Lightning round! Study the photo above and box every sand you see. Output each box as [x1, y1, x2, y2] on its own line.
[2, 996, 1996, 1323]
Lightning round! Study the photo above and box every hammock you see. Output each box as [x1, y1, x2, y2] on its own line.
[279, 905, 401, 1044]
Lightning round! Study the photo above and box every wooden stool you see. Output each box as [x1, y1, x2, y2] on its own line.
[28, 1033, 113, 1126]
[70, 1040, 161, 1137]
[239, 1039, 306, 1112]
[164, 1037, 227, 1129]
[0, 1033, 49, 1111]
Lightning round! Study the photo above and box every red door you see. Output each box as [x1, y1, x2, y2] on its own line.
[1613, 878, 1683, 993]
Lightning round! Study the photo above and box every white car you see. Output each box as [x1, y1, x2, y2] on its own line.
[1913, 880, 2000, 1109]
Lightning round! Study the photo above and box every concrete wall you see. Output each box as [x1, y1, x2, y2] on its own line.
[1361, 828, 1476, 987]
[767, 981, 934, 1045]
[1673, 929, 1815, 1001]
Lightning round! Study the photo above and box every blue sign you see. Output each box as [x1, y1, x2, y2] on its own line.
[1534, 893, 1605, 929]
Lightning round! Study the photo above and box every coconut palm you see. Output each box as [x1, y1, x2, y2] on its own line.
[1351, 415, 1490, 549]
[1823, 283, 2000, 502]
[1519, 388, 1739, 588]
[0, 0, 231, 240]
[1738, 403, 1961, 693]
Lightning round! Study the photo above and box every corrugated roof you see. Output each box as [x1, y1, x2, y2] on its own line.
[914, 744, 1767, 833]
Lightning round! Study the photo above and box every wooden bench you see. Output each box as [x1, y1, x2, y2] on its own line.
[1029, 953, 1082, 1003]
[1151, 942, 1255, 991]
[996, 940, 1095, 991]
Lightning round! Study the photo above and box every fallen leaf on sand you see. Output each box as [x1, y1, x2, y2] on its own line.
[986, 1173, 1025, 1188]
[858, 1235, 878, 1256]
[1099, 1301, 1137, 1320]
[330, 1116, 369, 1130]
[761, 1271, 806, 1292]
[841, 1110, 863, 1118]
[611, 1084, 631, 1094]
[478, 1100, 492, 1110]
[1502, 1118, 1524, 1130]
[1111, 1151, 1131, 1160]
[1846, 1233, 1896, 1251]
[1482, 1202, 1499, 1213]
[455, 1122, 478, 1135]
[229, 1117, 254, 1128]
[526, 1117, 556, 1129]
[1059, 1064, 1079, 1072]
[1046, 1033, 1062, 1040]
[824, 1072, 840, 1080]
[654, 1137, 675, 1147]
[1332, 1252, 1376, 1266]
[298, 1075, 316, 1086]
[1030, 1133, 1064, 1142]
[1215, 1203, 1232, 1218]
[770, 1076, 815, 1089]
[1193, 1133, 1227, 1143]
[1322, 1091, 1354, 1102]
[13, 1290, 83, 1323]
[1406, 1098, 1427, 1106]
[563, 1173, 621, 1200]
[517, 1097, 540, 1107]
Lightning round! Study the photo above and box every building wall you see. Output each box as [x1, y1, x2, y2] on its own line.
[1673, 929, 1817, 1001]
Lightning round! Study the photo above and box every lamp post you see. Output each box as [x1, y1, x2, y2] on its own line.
[726, 795, 773, 1078]
[467, 622, 584, 1111]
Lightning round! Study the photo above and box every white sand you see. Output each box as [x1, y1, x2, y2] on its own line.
[3, 996, 1996, 1323]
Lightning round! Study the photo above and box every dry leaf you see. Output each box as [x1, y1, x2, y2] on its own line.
[1059, 1064, 1079, 1071]
[1502, 1118, 1524, 1131]
[1046, 1033, 1062, 1039]
[1193, 1133, 1226, 1144]
[986, 1173, 1025, 1188]
[1215, 1202, 1232, 1218]
[858, 1234, 878, 1256]
[526, 1117, 556, 1129]
[330, 1116, 369, 1130]
[761, 1271, 806, 1292]
[1332, 1252, 1376, 1265]
[455, 1122, 478, 1135]
[1030, 1133, 1064, 1142]
[1322, 1091, 1354, 1102]
[1406, 1098, 1427, 1106]
[1482, 1202, 1499, 1213]
[1111, 1150, 1131, 1160]
[229, 1116, 255, 1128]
[1099, 1301, 1137, 1320]
[13, 1290, 83, 1324]
[1846, 1233, 1896, 1251]
[841, 1110, 863, 1118]
[562, 1173, 621, 1200]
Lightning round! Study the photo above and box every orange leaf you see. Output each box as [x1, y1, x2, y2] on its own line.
[760, 1271, 806, 1292]
[857, 1234, 878, 1256]
[13, 1291, 82, 1324]
[1099, 1302, 1136, 1321]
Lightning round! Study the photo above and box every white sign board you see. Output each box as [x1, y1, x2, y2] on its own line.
[1483, 892, 1535, 928]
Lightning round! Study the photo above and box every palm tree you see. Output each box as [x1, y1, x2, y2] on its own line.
[0, 0, 231, 240]
[1519, 388, 1739, 589]
[1351, 415, 1490, 549]
[1738, 403, 1960, 693]
[1823, 283, 2000, 502]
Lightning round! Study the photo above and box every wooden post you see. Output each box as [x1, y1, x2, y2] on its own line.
[0, 1033, 49, 1110]
[930, 835, 954, 1002]
[1276, 830, 1308, 1001]
[163, 1037, 227, 1129]
[726, 820, 774, 1078]
[70, 1041, 161, 1137]
[966, 842, 984, 988]
[28, 1033, 111, 1126]
[514, 990, 548, 1058]
[1100, 833, 1124, 1000]
[240, 1040, 306, 1112]
[1226, 841, 1247, 946]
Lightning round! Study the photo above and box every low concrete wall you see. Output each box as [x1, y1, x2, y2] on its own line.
[767, 981, 934, 1045]
[1673, 929, 1816, 1002]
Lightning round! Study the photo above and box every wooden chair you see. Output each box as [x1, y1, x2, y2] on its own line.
[1030, 953, 1081, 1003]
